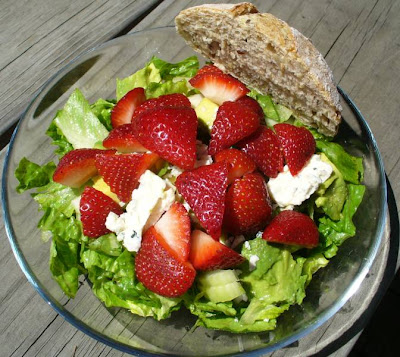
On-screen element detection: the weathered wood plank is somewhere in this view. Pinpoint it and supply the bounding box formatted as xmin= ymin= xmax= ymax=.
xmin=0 ymin=0 xmax=160 ymax=137
xmin=0 ymin=0 xmax=398 ymax=356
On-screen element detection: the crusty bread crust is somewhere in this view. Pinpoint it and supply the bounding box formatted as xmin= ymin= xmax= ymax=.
xmin=175 ymin=3 xmax=342 ymax=136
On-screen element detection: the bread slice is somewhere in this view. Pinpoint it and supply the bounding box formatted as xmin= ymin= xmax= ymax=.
xmin=175 ymin=2 xmax=342 ymax=136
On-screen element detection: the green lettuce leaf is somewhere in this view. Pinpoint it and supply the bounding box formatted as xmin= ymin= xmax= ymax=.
xmin=146 ymin=79 xmax=190 ymax=99
xmin=315 ymin=154 xmax=348 ymax=220
xmin=239 ymin=238 xmax=308 ymax=325
xmin=316 ymin=140 xmax=364 ymax=184
xmin=248 ymin=89 xmax=292 ymax=123
xmin=53 ymin=89 xmax=109 ymax=149
xmin=46 ymin=119 xmax=74 ymax=157
xmin=15 ymin=158 xmax=56 ymax=193
xmin=318 ymin=184 xmax=365 ymax=258
xmin=90 ymin=98 xmax=115 ymax=131
xmin=302 ymin=253 xmax=330 ymax=285
xmin=116 ymin=62 xmax=161 ymax=100
xmin=150 ymin=56 xmax=199 ymax=80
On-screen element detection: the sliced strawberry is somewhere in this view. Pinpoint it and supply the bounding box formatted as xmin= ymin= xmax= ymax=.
xmin=235 ymin=96 xmax=265 ymax=123
xmin=208 ymin=101 xmax=260 ymax=155
xmin=132 ymin=93 xmax=191 ymax=120
xmin=262 ymin=210 xmax=319 ymax=248
xmin=111 ymin=87 xmax=146 ymax=128
xmin=154 ymin=202 xmax=191 ymax=262
xmin=95 ymin=153 xmax=160 ymax=203
xmin=196 ymin=64 xmax=224 ymax=76
xmin=274 ymin=123 xmax=316 ymax=175
xmin=103 ymin=124 xmax=147 ymax=153
xmin=133 ymin=107 xmax=197 ymax=170
xmin=189 ymin=72 xmax=249 ymax=105
xmin=80 ymin=187 xmax=123 ymax=238
xmin=53 ymin=148 xmax=115 ymax=188
xmin=135 ymin=226 xmax=196 ymax=297
xmin=224 ymin=173 xmax=272 ymax=235
xmin=237 ymin=126 xmax=284 ymax=178
xmin=189 ymin=230 xmax=245 ymax=271
xmin=175 ymin=162 xmax=229 ymax=239
xmin=214 ymin=148 xmax=256 ymax=185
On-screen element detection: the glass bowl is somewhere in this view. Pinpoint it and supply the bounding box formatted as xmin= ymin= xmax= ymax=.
xmin=2 ymin=27 xmax=387 ymax=356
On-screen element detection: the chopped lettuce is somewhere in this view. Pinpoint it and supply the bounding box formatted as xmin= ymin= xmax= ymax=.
xmin=248 ymin=89 xmax=292 ymax=123
xmin=15 ymin=158 xmax=56 ymax=193
xmin=46 ymin=120 xmax=74 ymax=157
xmin=316 ymin=140 xmax=364 ymax=184
xmin=116 ymin=56 xmax=199 ymax=100
xmin=318 ymin=184 xmax=365 ymax=258
xmin=53 ymin=89 xmax=109 ymax=149
xmin=150 ymin=56 xmax=199 ymax=80
xmin=90 ymin=98 xmax=115 ymax=131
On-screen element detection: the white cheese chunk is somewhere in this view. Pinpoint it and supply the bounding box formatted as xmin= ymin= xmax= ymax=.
xmin=249 ymin=255 xmax=260 ymax=271
xmin=105 ymin=170 xmax=175 ymax=252
xmin=267 ymin=154 xmax=333 ymax=210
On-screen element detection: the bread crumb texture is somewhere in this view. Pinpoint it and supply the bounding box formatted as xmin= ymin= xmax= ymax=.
xmin=175 ymin=2 xmax=342 ymax=136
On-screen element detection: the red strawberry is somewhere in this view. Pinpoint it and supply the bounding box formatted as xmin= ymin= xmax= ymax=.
xmin=237 ymin=126 xmax=284 ymax=178
xmin=214 ymin=148 xmax=256 ymax=185
xmin=103 ymin=124 xmax=147 ymax=153
xmin=208 ymin=101 xmax=260 ymax=155
xmin=53 ymin=148 xmax=115 ymax=188
xmin=196 ymin=64 xmax=223 ymax=76
xmin=224 ymin=173 xmax=272 ymax=235
xmin=175 ymin=162 xmax=229 ymax=239
xmin=95 ymin=153 xmax=160 ymax=203
xmin=133 ymin=107 xmax=197 ymax=170
xmin=274 ymin=123 xmax=316 ymax=175
xmin=235 ymin=96 xmax=265 ymax=123
xmin=135 ymin=226 xmax=196 ymax=297
xmin=189 ymin=230 xmax=245 ymax=271
xmin=154 ymin=202 xmax=191 ymax=262
xmin=132 ymin=93 xmax=191 ymax=120
xmin=111 ymin=87 xmax=146 ymax=128
xmin=262 ymin=210 xmax=319 ymax=248
xmin=80 ymin=187 xmax=123 ymax=238
xmin=189 ymin=72 xmax=249 ymax=105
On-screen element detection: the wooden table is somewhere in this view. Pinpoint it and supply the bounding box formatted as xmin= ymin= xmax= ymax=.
xmin=1 ymin=0 xmax=399 ymax=356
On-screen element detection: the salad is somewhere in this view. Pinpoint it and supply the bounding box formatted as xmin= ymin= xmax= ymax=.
xmin=15 ymin=55 xmax=365 ymax=333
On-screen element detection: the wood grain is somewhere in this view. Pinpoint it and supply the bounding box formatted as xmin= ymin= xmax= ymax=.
xmin=0 ymin=0 xmax=160 ymax=137
xmin=0 ymin=0 xmax=399 ymax=356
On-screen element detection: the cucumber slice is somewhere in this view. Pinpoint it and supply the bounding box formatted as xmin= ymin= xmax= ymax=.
xmin=198 ymin=269 xmax=238 ymax=288
xmin=203 ymin=281 xmax=245 ymax=303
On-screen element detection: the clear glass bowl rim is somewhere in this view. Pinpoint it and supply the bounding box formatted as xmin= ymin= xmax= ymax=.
xmin=1 ymin=26 xmax=388 ymax=356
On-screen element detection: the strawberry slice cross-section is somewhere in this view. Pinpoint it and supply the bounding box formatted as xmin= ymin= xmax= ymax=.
xmin=95 ymin=152 xmax=161 ymax=203
xmin=175 ymin=161 xmax=229 ymax=240
xmin=135 ymin=226 xmax=196 ymax=297
xmin=223 ymin=172 xmax=272 ymax=235
xmin=208 ymin=100 xmax=260 ymax=155
xmin=111 ymin=87 xmax=146 ymax=128
xmin=53 ymin=148 xmax=115 ymax=188
xmin=189 ymin=72 xmax=249 ymax=105
xmin=274 ymin=123 xmax=316 ymax=175
xmin=80 ymin=187 xmax=123 ymax=238
xmin=154 ymin=202 xmax=191 ymax=262
xmin=262 ymin=210 xmax=319 ymax=248
xmin=133 ymin=106 xmax=198 ymax=170
xmin=189 ymin=230 xmax=245 ymax=271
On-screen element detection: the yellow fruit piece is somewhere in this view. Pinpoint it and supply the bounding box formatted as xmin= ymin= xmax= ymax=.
xmin=92 ymin=176 xmax=120 ymax=204
xmin=195 ymin=98 xmax=219 ymax=130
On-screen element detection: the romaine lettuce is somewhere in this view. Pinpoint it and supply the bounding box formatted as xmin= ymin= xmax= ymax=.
xmin=53 ymin=89 xmax=109 ymax=149
xmin=15 ymin=158 xmax=56 ymax=193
